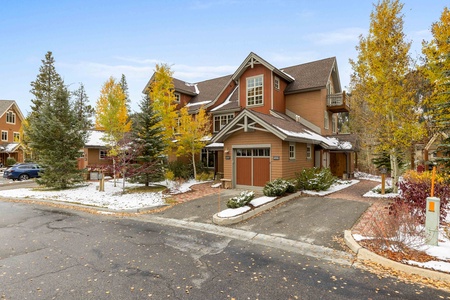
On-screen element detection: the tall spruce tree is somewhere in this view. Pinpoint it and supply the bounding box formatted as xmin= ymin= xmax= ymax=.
xmin=30 ymin=51 xmax=64 ymax=113
xmin=130 ymin=94 xmax=165 ymax=185
xmin=73 ymin=83 xmax=94 ymax=130
xmin=26 ymin=52 xmax=92 ymax=188
xmin=27 ymin=86 xmax=89 ymax=188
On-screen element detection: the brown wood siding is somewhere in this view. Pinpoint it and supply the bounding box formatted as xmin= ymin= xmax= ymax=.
xmin=272 ymin=77 xmax=287 ymax=112
xmin=86 ymin=148 xmax=110 ymax=166
xmin=253 ymin=157 xmax=270 ymax=186
xmin=239 ymin=64 xmax=273 ymax=114
xmin=285 ymin=89 xmax=333 ymax=135
xmin=280 ymin=142 xmax=314 ymax=179
xmin=236 ymin=157 xmax=251 ymax=185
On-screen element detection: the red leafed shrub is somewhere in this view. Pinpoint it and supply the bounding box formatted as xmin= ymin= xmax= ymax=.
xmin=389 ymin=178 xmax=449 ymax=224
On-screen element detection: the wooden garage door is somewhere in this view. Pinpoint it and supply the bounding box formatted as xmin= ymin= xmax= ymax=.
xmin=235 ymin=148 xmax=270 ymax=187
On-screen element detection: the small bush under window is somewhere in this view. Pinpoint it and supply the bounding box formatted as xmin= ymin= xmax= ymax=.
xmin=295 ymin=167 xmax=337 ymax=191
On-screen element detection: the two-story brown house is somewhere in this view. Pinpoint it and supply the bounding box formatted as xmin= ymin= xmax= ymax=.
xmin=145 ymin=52 xmax=356 ymax=189
xmin=0 ymin=100 xmax=25 ymax=165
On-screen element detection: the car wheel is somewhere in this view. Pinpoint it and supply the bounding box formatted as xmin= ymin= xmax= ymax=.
xmin=18 ymin=174 xmax=29 ymax=181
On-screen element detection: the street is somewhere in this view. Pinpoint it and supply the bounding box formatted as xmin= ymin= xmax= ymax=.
xmin=1 ymin=201 xmax=449 ymax=299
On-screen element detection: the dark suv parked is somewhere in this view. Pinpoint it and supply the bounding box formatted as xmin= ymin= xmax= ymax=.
xmin=3 ymin=163 xmax=42 ymax=181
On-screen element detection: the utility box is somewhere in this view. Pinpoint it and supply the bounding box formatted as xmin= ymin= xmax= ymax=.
xmin=425 ymin=197 xmax=440 ymax=246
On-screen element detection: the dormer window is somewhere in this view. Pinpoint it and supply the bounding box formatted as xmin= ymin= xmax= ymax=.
xmin=174 ymin=92 xmax=181 ymax=103
xmin=247 ymin=75 xmax=263 ymax=106
xmin=6 ymin=111 xmax=15 ymax=124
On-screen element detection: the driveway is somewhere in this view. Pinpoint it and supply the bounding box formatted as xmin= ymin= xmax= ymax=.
xmin=155 ymin=180 xmax=380 ymax=251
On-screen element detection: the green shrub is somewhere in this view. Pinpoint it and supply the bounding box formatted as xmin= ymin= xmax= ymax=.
xmin=296 ymin=167 xmax=337 ymax=191
xmin=167 ymin=161 xmax=192 ymax=180
xmin=263 ymin=178 xmax=297 ymax=196
xmin=6 ymin=157 xmax=16 ymax=166
xmin=226 ymin=190 xmax=255 ymax=208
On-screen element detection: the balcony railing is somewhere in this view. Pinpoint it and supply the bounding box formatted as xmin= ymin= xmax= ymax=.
xmin=326 ymin=92 xmax=350 ymax=113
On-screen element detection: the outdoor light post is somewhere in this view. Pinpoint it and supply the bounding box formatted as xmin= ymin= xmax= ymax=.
xmin=425 ymin=164 xmax=440 ymax=246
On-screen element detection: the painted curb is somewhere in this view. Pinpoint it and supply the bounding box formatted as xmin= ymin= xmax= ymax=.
xmin=343 ymin=230 xmax=450 ymax=282
xmin=212 ymin=192 xmax=302 ymax=225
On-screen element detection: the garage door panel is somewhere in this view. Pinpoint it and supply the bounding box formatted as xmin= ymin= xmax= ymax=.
xmin=253 ymin=157 xmax=270 ymax=186
xmin=236 ymin=157 xmax=252 ymax=186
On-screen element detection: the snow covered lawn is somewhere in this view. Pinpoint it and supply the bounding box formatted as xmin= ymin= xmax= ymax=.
xmin=0 ymin=178 xmax=201 ymax=211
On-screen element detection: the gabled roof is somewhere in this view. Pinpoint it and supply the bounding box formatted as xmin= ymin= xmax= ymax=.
xmin=85 ymin=130 xmax=107 ymax=147
xmin=211 ymin=109 xmax=355 ymax=150
xmin=231 ymin=52 xmax=295 ymax=83
xmin=0 ymin=100 xmax=25 ymax=121
xmin=282 ymin=57 xmax=340 ymax=94
xmin=0 ymin=143 xmax=21 ymax=153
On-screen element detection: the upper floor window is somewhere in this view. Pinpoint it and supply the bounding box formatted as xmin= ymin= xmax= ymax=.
xmin=6 ymin=111 xmax=16 ymax=124
xmin=174 ymin=92 xmax=181 ymax=103
xmin=324 ymin=111 xmax=329 ymax=130
xmin=1 ymin=131 xmax=8 ymax=141
xmin=173 ymin=117 xmax=181 ymax=134
xmin=274 ymin=76 xmax=280 ymax=90
xmin=326 ymin=80 xmax=333 ymax=95
xmin=13 ymin=132 xmax=20 ymax=142
xmin=214 ymin=114 xmax=234 ymax=132
xmin=332 ymin=116 xmax=337 ymax=134
xmin=246 ymin=75 xmax=263 ymax=106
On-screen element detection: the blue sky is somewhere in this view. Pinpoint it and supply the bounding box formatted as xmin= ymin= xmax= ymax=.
xmin=1 ymin=0 xmax=448 ymax=114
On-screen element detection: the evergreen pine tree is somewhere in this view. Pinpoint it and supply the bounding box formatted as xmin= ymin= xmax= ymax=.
xmin=30 ymin=51 xmax=64 ymax=113
xmin=73 ymin=83 xmax=94 ymax=130
xmin=130 ymin=94 xmax=165 ymax=185
xmin=119 ymin=74 xmax=131 ymax=112
xmin=26 ymin=52 xmax=92 ymax=189
xmin=28 ymin=86 xmax=88 ymax=188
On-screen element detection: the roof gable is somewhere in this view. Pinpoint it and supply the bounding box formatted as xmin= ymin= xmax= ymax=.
xmin=231 ymin=52 xmax=295 ymax=83
xmin=0 ymin=100 xmax=25 ymax=121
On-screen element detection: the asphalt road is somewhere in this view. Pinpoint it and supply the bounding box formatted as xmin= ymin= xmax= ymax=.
xmin=1 ymin=201 xmax=449 ymax=299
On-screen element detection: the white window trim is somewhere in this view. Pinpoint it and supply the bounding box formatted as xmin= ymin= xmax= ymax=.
xmin=324 ymin=111 xmax=329 ymax=130
xmin=213 ymin=113 xmax=234 ymax=132
xmin=13 ymin=132 xmax=20 ymax=142
xmin=1 ymin=130 xmax=7 ymax=141
xmin=246 ymin=75 xmax=264 ymax=107
xmin=274 ymin=76 xmax=280 ymax=90
xmin=99 ymin=149 xmax=108 ymax=159
xmin=174 ymin=92 xmax=181 ymax=103
xmin=289 ymin=142 xmax=295 ymax=160
xmin=306 ymin=144 xmax=312 ymax=159
xmin=6 ymin=111 xmax=16 ymax=124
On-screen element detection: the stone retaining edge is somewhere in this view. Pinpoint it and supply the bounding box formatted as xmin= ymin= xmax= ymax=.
xmin=344 ymin=230 xmax=450 ymax=282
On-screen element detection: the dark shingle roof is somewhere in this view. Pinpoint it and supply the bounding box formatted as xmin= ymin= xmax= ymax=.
xmin=0 ymin=100 xmax=15 ymax=116
xmin=282 ymin=57 xmax=336 ymax=93
xmin=190 ymin=75 xmax=232 ymax=104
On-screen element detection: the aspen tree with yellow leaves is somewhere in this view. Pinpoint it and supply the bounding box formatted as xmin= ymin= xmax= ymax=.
xmin=422 ymin=7 xmax=450 ymax=174
xmin=96 ymin=76 xmax=132 ymax=187
xmin=148 ymin=63 xmax=179 ymax=153
xmin=350 ymin=0 xmax=425 ymax=192
xmin=176 ymin=106 xmax=211 ymax=179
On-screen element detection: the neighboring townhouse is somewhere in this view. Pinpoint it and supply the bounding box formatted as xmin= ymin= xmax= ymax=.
xmin=78 ymin=130 xmax=110 ymax=170
xmin=0 ymin=100 xmax=25 ymax=165
xmin=144 ymin=52 xmax=356 ymax=189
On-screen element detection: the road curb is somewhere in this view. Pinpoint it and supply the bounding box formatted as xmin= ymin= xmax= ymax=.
xmin=343 ymin=230 xmax=450 ymax=282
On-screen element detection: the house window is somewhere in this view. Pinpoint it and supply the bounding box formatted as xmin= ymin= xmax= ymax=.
xmin=6 ymin=111 xmax=15 ymax=124
xmin=213 ymin=114 xmax=234 ymax=132
xmin=274 ymin=76 xmax=280 ymax=90
xmin=324 ymin=111 xmax=329 ymax=129
xmin=99 ymin=150 xmax=108 ymax=159
xmin=289 ymin=142 xmax=295 ymax=160
xmin=174 ymin=92 xmax=180 ymax=103
xmin=306 ymin=144 xmax=312 ymax=159
xmin=13 ymin=132 xmax=20 ymax=142
xmin=1 ymin=131 xmax=7 ymax=141
xmin=201 ymin=148 xmax=215 ymax=168
xmin=173 ymin=118 xmax=181 ymax=134
xmin=326 ymin=80 xmax=333 ymax=95
xmin=246 ymin=75 xmax=263 ymax=106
